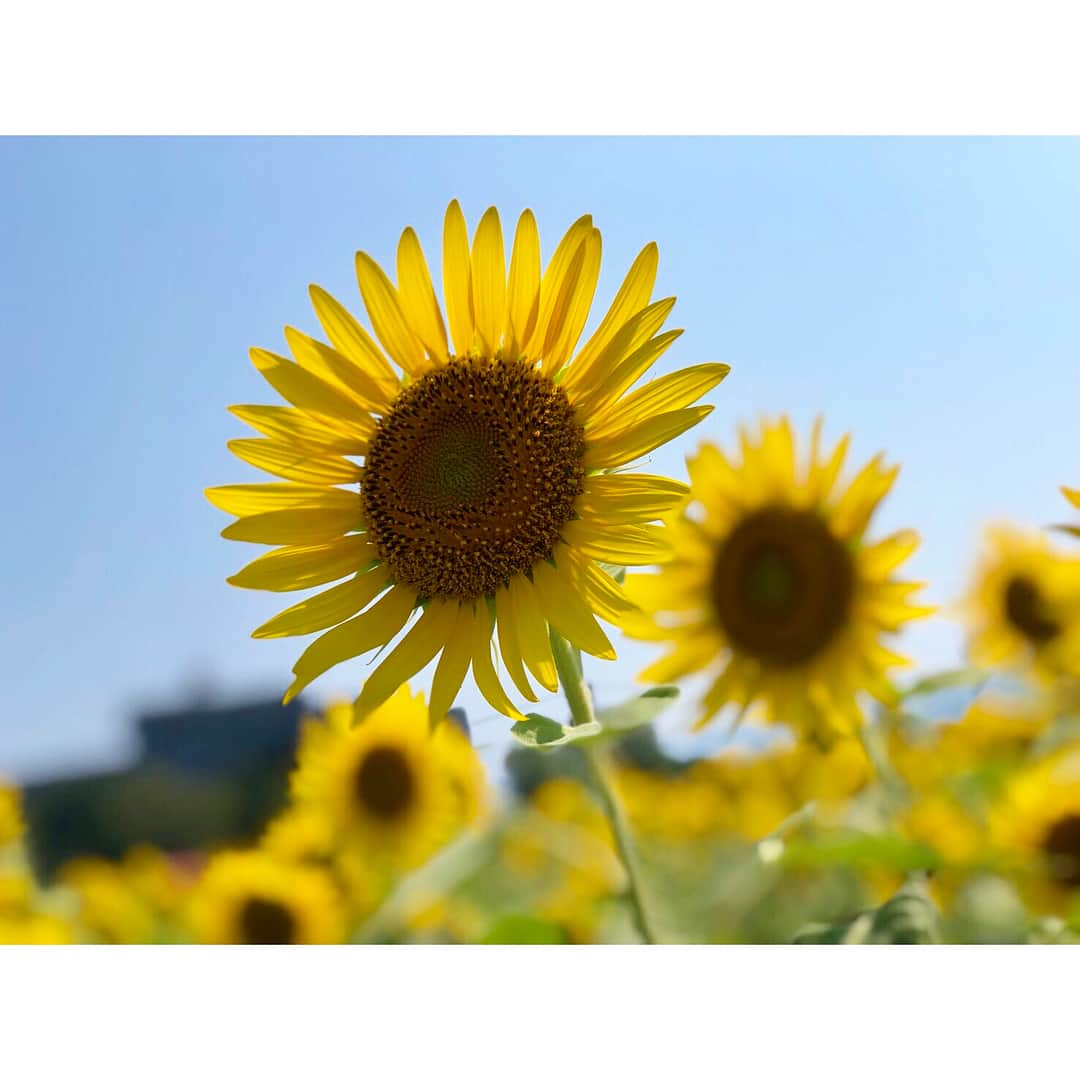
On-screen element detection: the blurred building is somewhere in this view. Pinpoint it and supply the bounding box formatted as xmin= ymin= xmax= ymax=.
xmin=22 ymin=696 xmax=309 ymax=879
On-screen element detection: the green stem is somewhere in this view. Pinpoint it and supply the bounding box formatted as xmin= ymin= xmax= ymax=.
xmin=549 ymin=630 xmax=661 ymax=944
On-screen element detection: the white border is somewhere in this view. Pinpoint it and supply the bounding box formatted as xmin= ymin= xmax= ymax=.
xmin=2 ymin=1 xmax=1079 ymax=134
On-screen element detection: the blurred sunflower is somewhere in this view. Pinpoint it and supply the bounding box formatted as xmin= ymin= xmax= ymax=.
xmin=989 ymin=750 xmax=1080 ymax=914
xmin=963 ymin=525 xmax=1080 ymax=681
xmin=290 ymin=685 xmax=485 ymax=869
xmin=207 ymin=201 xmax=727 ymax=724
xmin=0 ymin=780 xmax=24 ymax=847
xmin=189 ymin=850 xmax=346 ymax=944
xmin=0 ymin=912 xmax=74 ymax=945
xmin=625 ymin=417 xmax=931 ymax=742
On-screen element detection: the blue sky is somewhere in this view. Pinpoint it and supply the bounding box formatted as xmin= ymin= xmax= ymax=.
xmin=2 ymin=137 xmax=1078 ymax=780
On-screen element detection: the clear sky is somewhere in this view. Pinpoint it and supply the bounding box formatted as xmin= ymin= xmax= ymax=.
xmin=2 ymin=137 xmax=1078 ymax=781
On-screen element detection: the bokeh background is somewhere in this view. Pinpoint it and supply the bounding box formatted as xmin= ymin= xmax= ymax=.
xmin=3 ymin=136 xmax=1079 ymax=790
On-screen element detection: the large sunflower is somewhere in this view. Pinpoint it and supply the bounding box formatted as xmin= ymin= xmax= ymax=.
xmin=624 ymin=418 xmax=931 ymax=741
xmin=962 ymin=524 xmax=1080 ymax=681
xmin=207 ymin=202 xmax=727 ymax=723
xmin=290 ymin=684 xmax=485 ymax=869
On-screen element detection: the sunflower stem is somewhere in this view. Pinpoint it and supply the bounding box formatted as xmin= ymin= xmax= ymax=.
xmin=549 ymin=630 xmax=661 ymax=944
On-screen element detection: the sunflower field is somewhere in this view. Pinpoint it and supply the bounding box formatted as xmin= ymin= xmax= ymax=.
xmin=5 ymin=202 xmax=1080 ymax=946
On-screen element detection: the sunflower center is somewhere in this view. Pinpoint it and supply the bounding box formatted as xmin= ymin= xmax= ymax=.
xmin=238 ymin=897 xmax=296 ymax=945
xmin=710 ymin=506 xmax=855 ymax=667
xmin=1003 ymin=575 xmax=1060 ymax=645
xmin=354 ymin=745 xmax=416 ymax=821
xmin=1042 ymin=814 xmax=1080 ymax=888
xmin=361 ymin=357 xmax=585 ymax=600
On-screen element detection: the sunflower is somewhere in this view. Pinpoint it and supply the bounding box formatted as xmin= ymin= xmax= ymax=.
xmin=290 ymin=684 xmax=484 ymax=869
xmin=988 ymin=749 xmax=1080 ymax=914
xmin=624 ymin=417 xmax=931 ymax=741
xmin=963 ymin=524 xmax=1080 ymax=681
xmin=188 ymin=850 xmax=346 ymax=944
xmin=206 ymin=201 xmax=727 ymax=724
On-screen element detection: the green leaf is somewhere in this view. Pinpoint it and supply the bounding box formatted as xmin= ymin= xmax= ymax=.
xmin=510 ymin=714 xmax=602 ymax=748
xmin=481 ymin=914 xmax=569 ymax=945
xmin=782 ymin=831 xmax=941 ymax=874
xmin=902 ymin=667 xmax=987 ymax=699
xmin=868 ymin=878 xmax=941 ymax=943
xmin=595 ymin=685 xmax=679 ymax=734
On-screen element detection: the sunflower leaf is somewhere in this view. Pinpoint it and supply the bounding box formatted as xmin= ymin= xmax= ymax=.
xmin=510 ymin=714 xmax=603 ymax=748
xmin=594 ymin=685 xmax=680 ymax=734
xmin=902 ymin=667 xmax=988 ymax=699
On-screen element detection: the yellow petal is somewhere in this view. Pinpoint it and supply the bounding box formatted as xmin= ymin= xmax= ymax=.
xmin=228 ymin=535 xmax=375 ymax=592
xmin=638 ymin=636 xmax=719 ymax=683
xmin=564 ymin=300 xmax=679 ymax=407
xmin=284 ymin=326 xmax=390 ymax=413
xmin=1063 ymin=487 xmax=1080 ymax=510
xmin=858 ymin=529 xmax=920 ymax=577
xmin=228 ymin=405 xmax=368 ymax=455
xmin=830 ymin=454 xmax=898 ymax=539
xmin=541 ymin=227 xmax=601 ymax=375
xmin=221 ymin=506 xmax=363 ymax=545
xmin=584 ymin=406 xmax=714 ymax=470
xmin=495 ymin=586 xmax=539 ymax=702
xmin=569 ymin=553 xmax=641 ymax=626
xmin=285 ymin=585 xmax=417 ymax=703
xmin=206 ymin=483 xmax=358 ymax=517
xmin=353 ymin=599 xmax=459 ymax=718
xmin=228 ymin=439 xmax=362 ymax=485
xmin=470 ymin=606 xmax=526 ymax=720
xmin=572 ymin=242 xmax=658 ymax=379
xmin=396 ymin=227 xmax=449 ymax=362
xmin=442 ymin=200 xmax=474 ymax=357
xmin=532 ymin=559 xmax=616 ymax=660
xmin=250 ymin=348 xmax=366 ymax=428
xmin=505 ymin=209 xmax=541 ymax=350
xmin=354 ymin=251 xmax=427 ymax=377
xmin=508 ymin=574 xmax=558 ymax=692
xmin=577 ymin=474 xmax=690 ymax=525
xmin=308 ymin=284 xmax=400 ymax=397
xmin=470 ymin=206 xmax=507 ymax=356
xmin=428 ymin=604 xmax=476 ymax=726
xmin=252 ymin=565 xmax=391 ymax=638
xmin=589 ymin=364 xmax=730 ymax=439
xmin=561 ymin=520 xmax=674 ymax=566
xmin=526 ymin=213 xmax=592 ymax=361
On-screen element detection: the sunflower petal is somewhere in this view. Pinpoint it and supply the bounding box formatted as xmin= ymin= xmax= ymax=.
xmin=284 ymin=326 xmax=391 ymax=413
xmin=470 ymin=607 xmax=526 ymax=720
xmin=228 ymin=439 xmax=362 ymax=485
xmin=577 ymin=474 xmax=690 ymax=525
xmin=308 ymin=285 xmax=400 ymax=397
xmin=569 ymin=553 xmax=641 ymax=626
xmin=355 ymin=251 xmax=428 ymax=378
xmin=532 ymin=559 xmax=616 ymax=660
xmin=396 ymin=226 xmax=449 ymax=362
xmin=428 ymin=604 xmax=477 ymax=727
xmin=285 ymin=585 xmax=417 ymax=703
xmin=508 ymin=575 xmax=558 ymax=692
xmin=589 ymin=364 xmax=730 ymax=439
xmin=206 ymin=483 xmax=358 ymax=517
xmin=442 ymin=200 xmax=474 ymax=357
xmin=561 ymin=520 xmax=674 ymax=566
xmin=353 ymin=599 xmax=459 ymax=718
xmin=250 ymin=348 xmax=365 ymax=427
xmin=471 ymin=207 xmax=507 ymax=356
xmin=541 ymin=227 xmax=602 ymax=375
xmin=252 ymin=565 xmax=391 ymax=639
xmin=526 ymin=213 xmax=592 ymax=362
xmin=495 ymin=586 xmax=539 ymax=703
xmin=228 ymin=405 xmax=368 ymax=455
xmin=584 ymin=406 xmax=714 ymax=471
xmin=505 ymin=209 xmax=541 ymax=350
xmin=228 ymin=535 xmax=375 ymax=592
xmin=221 ymin=506 xmax=363 ymax=545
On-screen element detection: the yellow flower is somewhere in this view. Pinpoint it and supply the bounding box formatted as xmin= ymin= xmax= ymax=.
xmin=61 ymin=856 xmax=160 ymax=944
xmin=0 ymin=912 xmax=75 ymax=945
xmin=625 ymin=417 xmax=931 ymax=741
xmin=188 ymin=850 xmax=346 ymax=944
xmin=0 ymin=780 xmax=25 ymax=847
xmin=963 ymin=524 xmax=1080 ymax=681
xmin=988 ymin=749 xmax=1080 ymax=914
xmin=207 ymin=201 xmax=727 ymax=724
xmin=290 ymin=685 xmax=485 ymax=869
